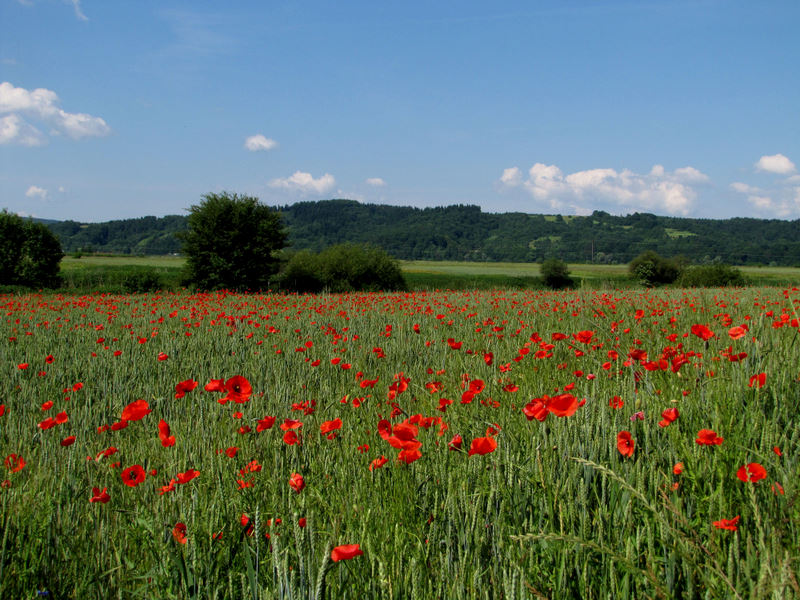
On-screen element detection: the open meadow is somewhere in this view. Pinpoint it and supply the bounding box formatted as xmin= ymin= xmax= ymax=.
xmin=1 ymin=286 xmax=798 ymax=599
xmin=55 ymin=256 xmax=800 ymax=293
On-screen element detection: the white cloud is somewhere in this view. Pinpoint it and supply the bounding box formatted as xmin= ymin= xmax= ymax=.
xmin=66 ymin=0 xmax=88 ymax=21
xmin=269 ymin=171 xmax=336 ymax=195
xmin=730 ymin=182 xmax=760 ymax=195
xmin=244 ymin=134 xmax=277 ymax=152
xmin=500 ymin=162 xmax=708 ymax=216
xmin=365 ymin=177 xmax=386 ymax=187
xmin=499 ymin=167 xmax=522 ymax=186
xmin=25 ymin=185 xmax=48 ymax=199
xmin=0 ymin=114 xmax=46 ymax=146
xmin=755 ymin=153 xmax=796 ymax=175
xmin=16 ymin=0 xmax=87 ymax=20
xmin=731 ymin=177 xmax=800 ymax=218
xmin=0 ymin=81 xmax=110 ymax=145
xmin=674 ymin=166 xmax=710 ymax=183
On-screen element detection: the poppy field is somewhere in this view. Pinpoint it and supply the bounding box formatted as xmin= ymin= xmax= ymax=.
xmin=1 ymin=287 xmax=798 ymax=599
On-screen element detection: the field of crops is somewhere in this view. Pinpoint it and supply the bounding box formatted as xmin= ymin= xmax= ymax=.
xmin=1 ymin=287 xmax=798 ymax=599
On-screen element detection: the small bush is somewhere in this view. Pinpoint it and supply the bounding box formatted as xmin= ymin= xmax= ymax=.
xmin=678 ymin=264 xmax=745 ymax=287
xmin=540 ymin=258 xmax=573 ymax=289
xmin=277 ymin=244 xmax=406 ymax=293
xmin=629 ymin=251 xmax=681 ymax=286
xmin=122 ymin=269 xmax=163 ymax=293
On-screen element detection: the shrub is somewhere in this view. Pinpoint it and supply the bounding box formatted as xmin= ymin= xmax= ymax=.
xmin=540 ymin=258 xmax=573 ymax=289
xmin=277 ymin=244 xmax=406 ymax=293
xmin=0 ymin=209 xmax=63 ymax=288
xmin=277 ymin=250 xmax=325 ymax=293
xmin=678 ymin=264 xmax=746 ymax=287
xmin=122 ymin=269 xmax=163 ymax=293
xmin=629 ymin=250 xmax=681 ymax=286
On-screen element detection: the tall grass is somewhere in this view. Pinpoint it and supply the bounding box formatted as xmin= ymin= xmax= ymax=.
xmin=0 ymin=288 xmax=797 ymax=598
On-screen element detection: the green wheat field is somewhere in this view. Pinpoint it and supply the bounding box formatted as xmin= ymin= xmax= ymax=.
xmin=1 ymin=285 xmax=798 ymax=598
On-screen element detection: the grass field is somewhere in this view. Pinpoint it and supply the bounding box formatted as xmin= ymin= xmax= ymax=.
xmin=1 ymin=286 xmax=798 ymax=598
xmin=54 ymin=256 xmax=800 ymax=293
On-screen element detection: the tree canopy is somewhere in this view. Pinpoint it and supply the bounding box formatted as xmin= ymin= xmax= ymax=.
xmin=0 ymin=209 xmax=63 ymax=288
xmin=179 ymin=192 xmax=288 ymax=291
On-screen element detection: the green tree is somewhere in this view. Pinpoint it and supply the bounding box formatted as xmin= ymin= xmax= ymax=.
xmin=179 ymin=192 xmax=288 ymax=291
xmin=540 ymin=258 xmax=573 ymax=289
xmin=0 ymin=209 xmax=63 ymax=288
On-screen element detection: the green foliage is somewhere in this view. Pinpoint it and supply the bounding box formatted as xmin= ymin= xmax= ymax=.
xmin=540 ymin=258 xmax=574 ymax=289
xmin=0 ymin=209 xmax=63 ymax=288
xmin=179 ymin=192 xmax=288 ymax=291
xmin=43 ymin=200 xmax=800 ymax=266
xmin=122 ymin=269 xmax=163 ymax=293
xmin=277 ymin=243 xmax=406 ymax=292
xmin=629 ymin=250 xmax=682 ymax=286
xmin=678 ymin=263 xmax=746 ymax=287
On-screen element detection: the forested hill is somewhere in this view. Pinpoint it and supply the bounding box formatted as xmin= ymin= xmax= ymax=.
xmin=45 ymin=199 xmax=800 ymax=265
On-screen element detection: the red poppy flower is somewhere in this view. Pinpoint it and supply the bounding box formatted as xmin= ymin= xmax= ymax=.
xmin=121 ymin=464 xmax=146 ymax=487
xmin=608 ymin=396 xmax=624 ymax=409
xmin=60 ymin=435 xmax=76 ymax=447
xmin=616 ymin=431 xmax=635 ymax=458
xmin=658 ymin=407 xmax=679 ymax=428
xmin=89 ymin=486 xmax=110 ymax=504
xmin=110 ymin=420 xmax=128 ymax=431
xmin=673 ymin=462 xmax=684 ymax=475
xmin=288 ymin=473 xmax=305 ymax=493
xmin=547 ymin=393 xmax=579 ymax=417
xmin=331 ymin=544 xmax=363 ymax=562
xmin=38 ymin=417 xmax=56 ymax=430
xmin=695 ymin=429 xmax=723 ymax=445
xmin=0 ymin=404 xmax=5 ymax=417
xmin=736 ymin=463 xmax=767 ymax=483
xmin=283 ymin=430 xmax=299 ymax=445
xmin=121 ymin=399 xmax=151 ymax=422
xmin=204 ymin=378 xmax=225 ymax=392
xmin=448 ymin=434 xmax=463 ymax=451
xmin=728 ymin=326 xmax=747 ymax=340
xmin=397 ymin=448 xmax=422 ymax=464
xmin=320 ymin=418 xmax=342 ymax=436
xmin=522 ymin=398 xmax=549 ymax=422
xmin=369 ymin=455 xmax=388 ymax=471
xmin=4 ymin=454 xmax=26 ymax=473
xmin=712 ymin=516 xmax=740 ymax=531
xmin=280 ymin=418 xmax=303 ymax=431
xmin=158 ymin=419 xmax=176 ymax=447
xmin=41 ymin=400 xmax=54 ymax=411
xmin=256 ymin=416 xmax=276 ymax=432
xmin=157 ymin=352 xmax=168 ymax=361
xmin=240 ymin=514 xmax=254 ymax=536
xmin=298 ymin=517 xmax=307 ymax=528
xmin=174 ymin=379 xmax=198 ymax=399
xmin=176 ymin=469 xmax=199 ymax=484
xmin=172 ymin=522 xmax=188 ymax=544
xmin=468 ymin=436 xmax=497 ymax=457
xmin=224 ymin=375 xmax=252 ymax=403
xmin=45 ymin=354 xmax=54 ymax=364
xmin=690 ymin=324 xmax=715 ymax=341
xmin=159 ymin=479 xmax=177 ymax=495
xmin=748 ymin=373 xmax=766 ymax=389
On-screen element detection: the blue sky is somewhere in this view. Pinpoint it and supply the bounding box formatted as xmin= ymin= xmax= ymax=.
xmin=1 ymin=0 xmax=798 ymax=222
